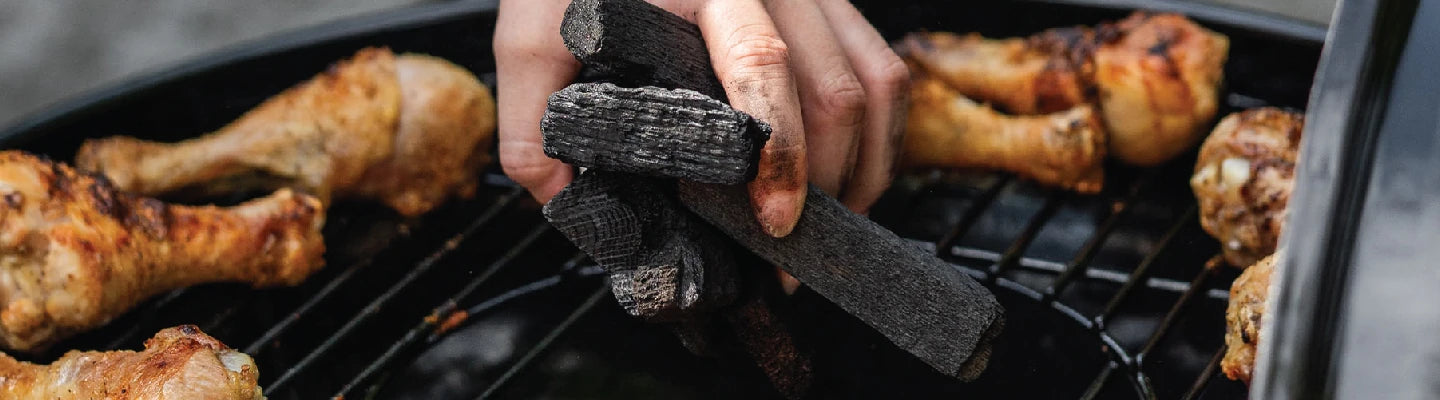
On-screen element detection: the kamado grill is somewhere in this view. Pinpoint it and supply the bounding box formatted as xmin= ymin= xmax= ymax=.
xmin=0 ymin=0 xmax=1331 ymax=399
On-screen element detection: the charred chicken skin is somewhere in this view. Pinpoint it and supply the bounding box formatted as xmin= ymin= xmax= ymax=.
xmin=899 ymin=11 xmax=1229 ymax=166
xmin=905 ymin=74 xmax=1106 ymax=193
xmin=75 ymin=47 xmax=497 ymax=217
xmin=0 ymin=151 xmax=325 ymax=352
xmin=1191 ymin=108 xmax=1302 ymax=267
xmin=0 ymin=325 xmax=262 ymax=399
xmin=1222 ymin=253 xmax=1275 ymax=383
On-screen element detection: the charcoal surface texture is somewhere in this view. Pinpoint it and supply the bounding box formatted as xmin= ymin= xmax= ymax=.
xmin=677 ymin=182 xmax=1004 ymax=380
xmin=721 ymin=263 xmax=813 ymax=400
xmin=665 ymin=316 xmax=720 ymax=357
xmin=542 ymin=83 xmax=769 ymax=184
xmin=543 ymin=171 xmax=737 ymax=321
xmin=561 ymin=0 xmax=726 ymax=100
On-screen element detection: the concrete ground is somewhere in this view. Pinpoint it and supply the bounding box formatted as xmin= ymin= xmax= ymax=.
xmin=0 ymin=0 xmax=1335 ymax=128
xmin=0 ymin=0 xmax=424 ymax=126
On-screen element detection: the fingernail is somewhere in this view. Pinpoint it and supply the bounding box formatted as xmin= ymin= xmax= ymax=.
xmin=756 ymin=190 xmax=804 ymax=238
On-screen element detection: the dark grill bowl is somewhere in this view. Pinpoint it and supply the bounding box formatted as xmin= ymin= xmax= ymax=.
xmin=0 ymin=1 xmax=1322 ymax=398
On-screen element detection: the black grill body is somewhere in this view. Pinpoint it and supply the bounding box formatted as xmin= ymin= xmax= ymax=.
xmin=0 ymin=1 xmax=1323 ymax=399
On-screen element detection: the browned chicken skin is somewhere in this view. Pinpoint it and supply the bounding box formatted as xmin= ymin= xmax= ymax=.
xmin=75 ymin=47 xmax=497 ymax=217
xmin=0 ymin=325 xmax=262 ymax=399
xmin=0 ymin=151 xmax=325 ymax=352
xmin=897 ymin=31 xmax=1089 ymax=116
xmin=1222 ymin=253 xmax=1275 ymax=383
xmin=905 ymin=75 xmax=1106 ymax=193
xmin=1191 ymin=108 xmax=1302 ymax=267
xmin=899 ymin=11 xmax=1229 ymax=166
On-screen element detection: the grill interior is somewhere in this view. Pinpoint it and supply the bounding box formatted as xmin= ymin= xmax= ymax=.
xmin=0 ymin=1 xmax=1322 ymax=399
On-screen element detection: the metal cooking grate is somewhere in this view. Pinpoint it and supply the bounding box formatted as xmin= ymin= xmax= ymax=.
xmin=902 ymin=169 xmax=1238 ymax=400
xmin=44 ymin=163 xmax=1246 ymax=400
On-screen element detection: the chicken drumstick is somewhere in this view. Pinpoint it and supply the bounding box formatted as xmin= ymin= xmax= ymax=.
xmin=905 ymin=75 xmax=1107 ymax=193
xmin=900 ymin=12 xmax=1229 ymax=166
xmin=76 ymin=47 xmax=496 ymax=217
xmin=1191 ymin=108 xmax=1302 ymax=267
xmin=0 ymin=151 xmax=324 ymax=352
xmin=1222 ymin=253 xmax=1275 ymax=383
xmin=0 ymin=325 xmax=262 ymax=399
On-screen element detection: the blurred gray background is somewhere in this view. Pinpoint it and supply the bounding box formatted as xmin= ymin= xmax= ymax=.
xmin=0 ymin=0 xmax=1334 ymax=128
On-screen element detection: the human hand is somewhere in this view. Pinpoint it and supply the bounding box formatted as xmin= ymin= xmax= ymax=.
xmin=495 ymin=0 xmax=910 ymax=291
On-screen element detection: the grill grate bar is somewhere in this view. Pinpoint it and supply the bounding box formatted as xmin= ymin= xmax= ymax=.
xmin=1135 ymin=255 xmax=1219 ymax=367
xmin=463 ymin=265 xmax=603 ymax=317
xmin=244 ymin=188 xmax=524 ymax=355
xmin=989 ymin=192 xmax=1066 ymax=279
xmin=200 ymin=292 xmax=253 ymax=333
xmin=934 ymin=176 xmax=1012 ymax=256
xmin=243 ymin=260 xmax=373 ymax=354
xmin=1079 ymin=362 xmax=1117 ymax=400
xmin=1045 ymin=175 xmax=1155 ymax=299
xmin=1181 ymin=346 xmax=1228 ymax=400
xmin=476 ymin=286 xmax=609 ymax=400
xmin=942 ymin=244 xmax=1227 ymax=299
xmin=264 ymin=203 xmax=540 ymax=395
xmin=1096 ymin=206 xmax=1199 ymax=327
xmin=342 ymin=268 xmax=606 ymax=399
xmin=333 ymin=252 xmax=589 ymax=397
xmin=102 ymin=288 xmax=192 ymax=350
xmin=442 ymin=245 xmax=576 ymax=316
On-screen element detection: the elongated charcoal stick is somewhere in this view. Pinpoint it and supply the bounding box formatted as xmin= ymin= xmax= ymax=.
xmin=677 ymin=182 xmax=1003 ymax=380
xmin=543 ymin=83 xmax=769 ymax=184
xmin=543 ymin=171 xmax=737 ymax=321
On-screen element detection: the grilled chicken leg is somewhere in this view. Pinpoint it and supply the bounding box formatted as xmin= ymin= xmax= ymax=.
xmin=0 ymin=151 xmax=325 ymax=352
xmin=1191 ymin=108 xmax=1302 ymax=267
xmin=900 ymin=11 xmax=1229 ymax=166
xmin=76 ymin=47 xmax=497 ymax=217
xmin=1222 ymin=253 xmax=1275 ymax=383
xmin=897 ymin=32 xmax=1087 ymax=116
xmin=905 ymin=75 xmax=1106 ymax=193
xmin=0 ymin=325 xmax=262 ymax=399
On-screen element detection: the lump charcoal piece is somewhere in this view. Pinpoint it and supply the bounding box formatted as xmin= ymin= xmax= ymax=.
xmin=542 ymin=83 xmax=769 ymax=184
xmin=723 ymin=290 xmax=813 ymax=400
xmin=677 ymin=182 xmax=1005 ymax=380
xmin=543 ymin=171 xmax=738 ymax=320
xmin=541 ymin=171 xmax=643 ymax=269
xmin=666 ymin=316 xmax=720 ymax=357
xmin=561 ymin=0 xmax=726 ymax=100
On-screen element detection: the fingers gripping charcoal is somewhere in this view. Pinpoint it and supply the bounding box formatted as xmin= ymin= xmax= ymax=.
xmin=677 ymin=182 xmax=1005 ymax=380
xmin=543 ymin=171 xmax=738 ymax=321
xmin=542 ymin=83 xmax=770 ymax=184
xmin=560 ymin=0 xmax=1006 ymax=381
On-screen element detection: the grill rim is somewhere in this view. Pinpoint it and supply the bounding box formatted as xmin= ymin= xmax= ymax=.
xmin=0 ymin=0 xmax=503 ymax=146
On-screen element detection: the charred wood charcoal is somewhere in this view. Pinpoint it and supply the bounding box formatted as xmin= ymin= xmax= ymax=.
xmin=665 ymin=255 xmax=814 ymax=400
xmin=561 ymin=0 xmax=726 ymax=100
xmin=724 ymin=295 xmax=811 ymax=400
xmin=720 ymin=254 xmax=813 ymax=400
xmin=543 ymin=170 xmax=737 ymax=321
xmin=677 ymin=182 xmax=1004 ymax=380
xmin=542 ymin=83 xmax=769 ymax=184
xmin=559 ymin=0 xmax=1005 ymax=381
